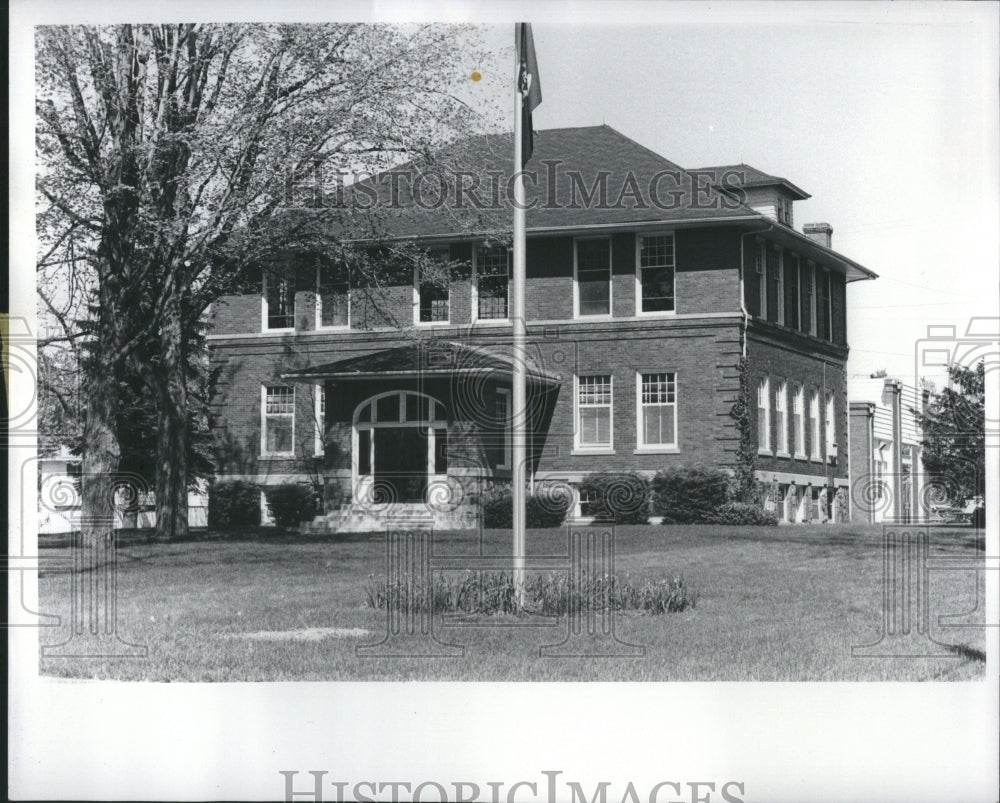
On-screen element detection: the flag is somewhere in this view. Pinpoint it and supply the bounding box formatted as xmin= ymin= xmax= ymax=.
xmin=517 ymin=23 xmax=542 ymax=167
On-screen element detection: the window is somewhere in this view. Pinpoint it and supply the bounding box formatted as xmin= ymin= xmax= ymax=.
xmin=784 ymin=255 xmax=800 ymax=330
xmin=637 ymin=372 xmax=677 ymax=449
xmin=416 ymin=247 xmax=450 ymax=324
xmin=263 ymin=272 xmax=294 ymax=330
xmin=775 ymin=380 xmax=788 ymax=455
xmin=755 ymin=239 xmax=767 ymax=319
xmin=476 ymin=244 xmax=510 ymax=320
xmin=637 ymin=234 xmax=675 ymax=313
xmin=816 ymin=268 xmax=831 ymax=341
xmin=576 ymin=375 xmax=613 ymax=450
xmin=575 ymin=237 xmax=612 ymax=317
xmin=757 ymin=377 xmax=771 ymax=453
xmin=496 ymin=388 xmax=511 ymax=470
xmin=825 ymin=392 xmax=836 ymax=460
xmin=793 ymin=385 xmax=805 ymax=458
xmin=775 ymin=248 xmax=785 ymax=324
xmin=317 ymin=260 xmax=349 ymax=328
xmin=800 ymin=261 xmax=814 ymax=335
xmin=262 ymin=385 xmax=294 ymax=455
xmin=766 ymin=246 xmax=780 ymax=323
xmin=314 ymin=384 xmax=325 ymax=456
xmin=809 ymin=391 xmax=821 ymax=460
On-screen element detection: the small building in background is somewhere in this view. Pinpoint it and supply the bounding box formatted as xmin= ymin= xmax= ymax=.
xmin=849 ymin=377 xmax=927 ymax=523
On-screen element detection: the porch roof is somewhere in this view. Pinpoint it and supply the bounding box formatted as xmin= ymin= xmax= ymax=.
xmin=281 ymin=340 xmax=561 ymax=385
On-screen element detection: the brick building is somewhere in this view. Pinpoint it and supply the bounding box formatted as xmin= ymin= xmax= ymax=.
xmin=207 ymin=126 xmax=877 ymax=528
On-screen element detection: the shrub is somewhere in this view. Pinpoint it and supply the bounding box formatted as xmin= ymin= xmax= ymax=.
xmin=482 ymin=486 xmax=513 ymax=529
xmin=208 ymin=480 xmax=260 ymax=528
xmin=578 ymin=472 xmax=650 ymax=524
xmin=364 ymin=570 xmax=696 ymax=615
xmin=265 ymin=483 xmax=319 ymax=528
xmin=651 ymin=466 xmax=730 ymax=524
xmin=708 ymin=502 xmax=779 ymax=526
xmin=481 ymin=484 xmax=573 ymax=529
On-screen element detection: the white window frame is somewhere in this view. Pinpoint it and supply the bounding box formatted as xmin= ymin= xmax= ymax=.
xmin=261 ymin=271 xmax=295 ymax=333
xmin=635 ymin=372 xmax=679 ymax=453
xmin=574 ymin=374 xmax=614 ymax=453
xmin=351 ymin=391 xmax=448 ymax=502
xmin=775 ymin=380 xmax=789 ymax=456
xmin=755 ymin=238 xmax=767 ymax=319
xmin=825 ymin=391 xmax=836 ymax=462
xmin=785 ymin=253 xmax=800 ymax=331
xmin=314 ymin=384 xmax=325 ymax=457
xmin=757 ymin=376 xmax=771 ymax=455
xmin=793 ymin=384 xmax=806 ymax=459
xmin=573 ymin=236 xmax=613 ymax=319
xmin=806 ymin=261 xmax=818 ymax=337
xmin=472 ymin=243 xmax=511 ymax=323
xmin=496 ymin=387 xmax=512 ymax=470
xmin=315 ymin=261 xmax=350 ymax=331
xmin=809 ymin=390 xmax=822 ymax=461
xmin=413 ymin=247 xmax=451 ymax=326
xmin=261 ymin=384 xmax=295 ymax=457
xmin=775 ymin=247 xmax=785 ymax=325
xmin=635 ymin=232 xmax=677 ymax=316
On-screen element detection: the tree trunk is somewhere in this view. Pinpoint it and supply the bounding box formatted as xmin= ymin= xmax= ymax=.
xmin=153 ymin=280 xmax=190 ymax=540
xmin=80 ymin=314 xmax=121 ymax=574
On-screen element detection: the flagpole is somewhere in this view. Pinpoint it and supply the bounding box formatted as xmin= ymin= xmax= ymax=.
xmin=512 ymin=24 xmax=527 ymax=607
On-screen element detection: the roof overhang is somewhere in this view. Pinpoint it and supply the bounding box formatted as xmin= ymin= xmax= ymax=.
xmin=281 ymin=341 xmax=562 ymax=386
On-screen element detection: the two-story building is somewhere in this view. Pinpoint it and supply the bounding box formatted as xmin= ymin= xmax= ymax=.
xmin=206 ymin=125 xmax=877 ymax=528
xmin=849 ymin=377 xmax=928 ymax=524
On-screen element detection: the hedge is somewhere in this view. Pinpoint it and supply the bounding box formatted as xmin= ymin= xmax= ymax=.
xmin=208 ymin=480 xmax=261 ymax=528
xmin=578 ymin=472 xmax=650 ymax=525
xmin=651 ymin=466 xmax=730 ymax=524
xmin=481 ymin=484 xmax=573 ymax=529
xmin=265 ymin=483 xmax=320 ymax=528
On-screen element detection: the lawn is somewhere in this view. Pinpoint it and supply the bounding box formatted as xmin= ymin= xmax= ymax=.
xmin=36 ymin=523 xmax=987 ymax=681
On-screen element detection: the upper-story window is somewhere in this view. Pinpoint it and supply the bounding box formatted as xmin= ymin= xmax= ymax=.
xmin=416 ymin=247 xmax=450 ymax=325
xmin=816 ymin=268 xmax=832 ymax=341
xmin=263 ymin=272 xmax=294 ymax=330
xmin=475 ymin=244 xmax=510 ymax=320
xmin=637 ymin=233 xmax=675 ymax=314
xmin=755 ymin=238 xmax=767 ymax=318
xmin=801 ymin=261 xmax=814 ymax=336
xmin=575 ymin=237 xmax=612 ymax=317
xmin=317 ymin=260 xmax=349 ymax=329
xmin=784 ymin=254 xmax=800 ymax=330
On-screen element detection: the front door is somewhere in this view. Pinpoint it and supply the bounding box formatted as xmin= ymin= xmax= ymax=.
xmin=373 ymin=427 xmax=428 ymax=503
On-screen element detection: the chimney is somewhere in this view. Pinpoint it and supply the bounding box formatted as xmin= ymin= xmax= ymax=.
xmin=803 ymin=222 xmax=833 ymax=249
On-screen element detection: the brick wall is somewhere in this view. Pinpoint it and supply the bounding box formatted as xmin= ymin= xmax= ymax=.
xmin=209 ymin=316 xmax=747 ymax=487
xmin=209 ymin=227 xmax=747 ymax=336
xmin=746 ymin=329 xmax=849 ymax=481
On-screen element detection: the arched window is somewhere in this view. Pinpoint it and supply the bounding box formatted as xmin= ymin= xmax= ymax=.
xmin=354 ymin=391 xmax=446 ymax=426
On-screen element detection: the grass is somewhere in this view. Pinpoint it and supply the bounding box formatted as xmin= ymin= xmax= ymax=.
xmin=36 ymin=523 xmax=987 ymax=681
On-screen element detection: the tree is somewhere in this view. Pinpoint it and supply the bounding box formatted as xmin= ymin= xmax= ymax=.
xmin=917 ymin=361 xmax=985 ymax=504
xmin=36 ymin=23 xmax=493 ymax=541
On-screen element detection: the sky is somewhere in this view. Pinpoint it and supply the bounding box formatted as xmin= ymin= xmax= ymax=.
xmin=461 ymin=4 xmax=1000 ymax=396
